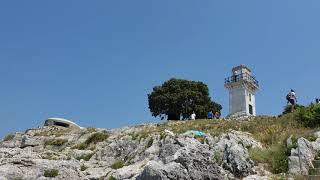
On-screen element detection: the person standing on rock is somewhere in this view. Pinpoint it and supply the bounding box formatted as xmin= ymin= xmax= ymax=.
xmin=287 ymin=89 xmax=297 ymax=112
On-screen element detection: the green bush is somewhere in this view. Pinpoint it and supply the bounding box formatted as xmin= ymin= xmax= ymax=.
xmin=282 ymin=104 xmax=304 ymax=115
xmin=111 ymin=160 xmax=125 ymax=169
xmin=44 ymin=139 xmax=68 ymax=146
xmin=3 ymin=134 xmax=14 ymax=141
xmin=85 ymin=132 xmax=109 ymax=144
xmin=44 ymin=169 xmax=59 ymax=177
xmin=295 ymin=104 xmax=320 ymax=127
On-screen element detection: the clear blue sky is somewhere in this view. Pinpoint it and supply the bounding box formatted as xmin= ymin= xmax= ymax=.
xmin=1 ymin=1 xmax=319 ymax=138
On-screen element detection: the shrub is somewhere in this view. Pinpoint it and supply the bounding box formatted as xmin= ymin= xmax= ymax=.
xmin=44 ymin=169 xmax=59 ymax=177
xmin=3 ymin=134 xmax=14 ymax=141
xmin=109 ymin=176 xmax=116 ymax=180
xmin=282 ymin=104 xmax=304 ymax=115
xmin=80 ymin=164 xmax=88 ymax=171
xmin=44 ymin=139 xmax=68 ymax=146
xmin=85 ymin=132 xmax=109 ymax=144
xmin=295 ymin=103 xmax=320 ymax=127
xmin=111 ymin=160 xmax=125 ymax=169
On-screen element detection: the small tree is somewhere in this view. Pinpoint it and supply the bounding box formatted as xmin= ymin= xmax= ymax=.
xmin=148 ymin=78 xmax=222 ymax=120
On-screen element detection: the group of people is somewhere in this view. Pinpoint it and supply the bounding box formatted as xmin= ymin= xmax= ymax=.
xmin=207 ymin=111 xmax=221 ymax=119
xmin=188 ymin=111 xmax=221 ymax=120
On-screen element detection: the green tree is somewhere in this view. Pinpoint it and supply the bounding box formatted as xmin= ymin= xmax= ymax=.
xmin=148 ymin=78 xmax=222 ymax=120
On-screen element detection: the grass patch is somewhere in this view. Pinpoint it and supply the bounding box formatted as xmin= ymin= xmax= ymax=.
xmin=85 ymin=132 xmax=109 ymax=144
xmin=3 ymin=134 xmax=14 ymax=141
xmin=44 ymin=169 xmax=59 ymax=177
xmin=80 ymin=164 xmax=88 ymax=171
xmin=72 ymin=131 xmax=109 ymax=150
xmin=249 ymin=144 xmax=289 ymax=174
xmin=44 ymin=139 xmax=68 ymax=146
xmin=111 ymin=160 xmax=125 ymax=169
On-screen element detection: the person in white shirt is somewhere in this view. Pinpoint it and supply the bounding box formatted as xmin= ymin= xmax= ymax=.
xmin=191 ymin=112 xmax=196 ymax=120
xmin=288 ymin=89 xmax=297 ymax=112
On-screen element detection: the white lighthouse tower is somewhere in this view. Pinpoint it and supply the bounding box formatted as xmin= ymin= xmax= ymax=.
xmin=224 ymin=65 xmax=259 ymax=118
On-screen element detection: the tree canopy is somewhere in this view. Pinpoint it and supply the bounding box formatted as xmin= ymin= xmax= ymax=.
xmin=148 ymin=78 xmax=222 ymax=120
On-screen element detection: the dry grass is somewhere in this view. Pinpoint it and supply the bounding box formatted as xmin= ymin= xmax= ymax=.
xmin=142 ymin=114 xmax=314 ymax=147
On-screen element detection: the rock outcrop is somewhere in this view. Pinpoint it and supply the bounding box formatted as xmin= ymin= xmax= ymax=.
xmin=288 ymin=136 xmax=320 ymax=175
xmin=0 ymin=123 xmax=266 ymax=179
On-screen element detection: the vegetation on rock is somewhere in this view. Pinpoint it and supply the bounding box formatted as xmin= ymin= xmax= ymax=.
xmin=85 ymin=132 xmax=109 ymax=144
xmin=3 ymin=134 xmax=14 ymax=142
xmin=111 ymin=160 xmax=125 ymax=169
xmin=44 ymin=139 xmax=68 ymax=146
xmin=44 ymin=169 xmax=59 ymax=177
xmin=73 ymin=131 xmax=109 ymax=150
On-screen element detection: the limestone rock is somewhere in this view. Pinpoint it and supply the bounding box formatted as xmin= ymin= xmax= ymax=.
xmin=0 ymin=123 xmax=265 ymax=179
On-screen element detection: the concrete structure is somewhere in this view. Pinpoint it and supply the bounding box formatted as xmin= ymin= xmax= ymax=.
xmin=224 ymin=65 xmax=259 ymax=118
xmin=44 ymin=118 xmax=82 ymax=130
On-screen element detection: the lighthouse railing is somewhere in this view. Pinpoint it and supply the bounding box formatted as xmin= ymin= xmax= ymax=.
xmin=224 ymin=73 xmax=259 ymax=87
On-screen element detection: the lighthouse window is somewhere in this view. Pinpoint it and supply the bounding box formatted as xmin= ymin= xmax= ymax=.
xmin=249 ymin=105 xmax=253 ymax=115
xmin=249 ymin=94 xmax=252 ymax=102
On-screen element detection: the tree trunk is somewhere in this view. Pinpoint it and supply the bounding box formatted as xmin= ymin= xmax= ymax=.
xmin=167 ymin=113 xmax=180 ymax=120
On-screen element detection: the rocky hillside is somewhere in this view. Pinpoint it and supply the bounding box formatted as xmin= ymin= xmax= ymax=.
xmin=0 ymin=116 xmax=319 ymax=179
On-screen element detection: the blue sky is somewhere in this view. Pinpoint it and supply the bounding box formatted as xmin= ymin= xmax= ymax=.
xmin=0 ymin=1 xmax=319 ymax=138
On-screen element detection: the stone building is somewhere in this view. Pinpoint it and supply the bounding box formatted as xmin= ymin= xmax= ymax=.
xmin=224 ymin=65 xmax=259 ymax=118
